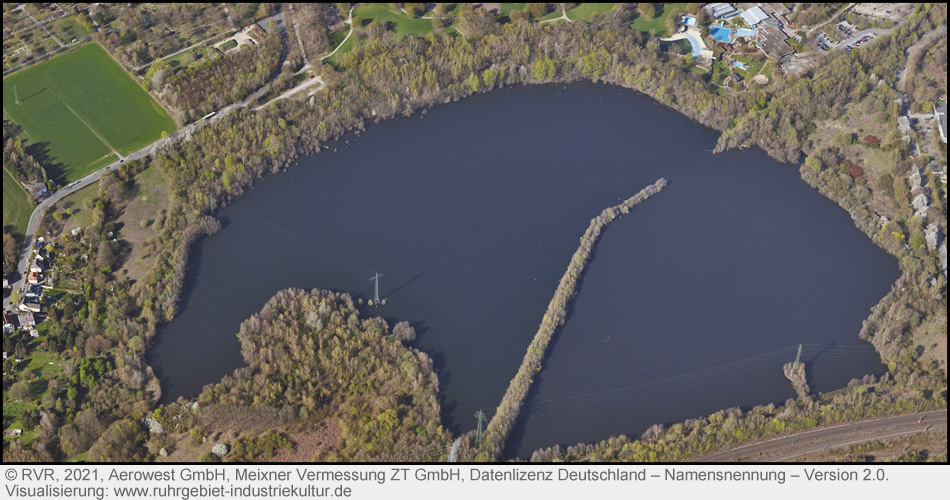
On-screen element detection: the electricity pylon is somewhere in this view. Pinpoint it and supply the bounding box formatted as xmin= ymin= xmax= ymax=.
xmin=369 ymin=272 xmax=383 ymax=304
xmin=474 ymin=409 xmax=487 ymax=444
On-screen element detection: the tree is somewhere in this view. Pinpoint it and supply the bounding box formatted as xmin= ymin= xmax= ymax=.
xmin=9 ymin=381 xmax=31 ymax=401
xmin=22 ymin=408 xmax=40 ymax=430
xmin=88 ymin=419 xmax=148 ymax=462
xmin=638 ymin=3 xmax=656 ymax=20
xmin=525 ymin=3 xmax=549 ymax=19
xmin=393 ymin=321 xmax=416 ymax=343
xmin=404 ymin=3 xmax=424 ymax=18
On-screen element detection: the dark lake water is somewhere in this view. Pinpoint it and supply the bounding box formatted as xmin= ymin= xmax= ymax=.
xmin=147 ymin=82 xmax=899 ymax=457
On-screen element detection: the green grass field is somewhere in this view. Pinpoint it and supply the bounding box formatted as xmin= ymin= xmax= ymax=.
xmin=353 ymin=4 xmax=434 ymax=37
xmin=2 ymin=43 xmax=176 ymax=185
xmin=566 ymin=3 xmax=617 ymax=22
xmin=535 ymin=8 xmax=564 ymax=21
xmin=630 ymin=3 xmax=688 ymax=37
xmin=48 ymin=16 xmax=91 ymax=43
xmin=58 ymin=182 xmax=99 ymax=235
xmin=328 ymin=28 xmax=348 ymax=52
xmin=325 ymin=32 xmax=356 ymax=67
xmin=2 ymin=167 xmax=31 ymax=237
xmin=497 ymin=4 xmax=528 ymax=17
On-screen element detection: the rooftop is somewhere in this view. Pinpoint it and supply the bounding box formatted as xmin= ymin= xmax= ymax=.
xmin=740 ymin=6 xmax=769 ymax=26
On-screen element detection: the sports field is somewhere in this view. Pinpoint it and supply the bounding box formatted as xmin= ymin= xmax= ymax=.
xmin=2 ymin=167 xmax=31 ymax=237
xmin=2 ymin=43 xmax=176 ymax=184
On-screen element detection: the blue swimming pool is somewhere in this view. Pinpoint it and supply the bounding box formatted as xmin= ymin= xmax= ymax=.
xmin=710 ymin=26 xmax=732 ymax=42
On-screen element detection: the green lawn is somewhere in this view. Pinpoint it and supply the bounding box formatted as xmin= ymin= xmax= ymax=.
xmin=536 ymin=9 xmax=564 ymax=21
xmin=2 ymin=166 xmax=31 ymax=237
xmin=58 ymin=182 xmax=99 ymax=234
xmin=497 ymin=4 xmax=528 ymax=17
xmin=730 ymin=54 xmax=768 ymax=78
xmin=325 ymin=29 xmax=357 ymax=67
xmin=328 ymin=28 xmax=348 ymax=53
xmin=48 ymin=16 xmax=91 ymax=43
xmin=353 ymin=4 xmax=434 ymax=37
xmin=630 ymin=3 xmax=688 ymax=37
xmin=2 ymin=392 xmax=37 ymax=447
xmin=566 ymin=3 xmax=617 ymax=22
xmin=162 ymin=45 xmax=219 ymax=76
xmin=2 ymin=43 xmax=176 ymax=185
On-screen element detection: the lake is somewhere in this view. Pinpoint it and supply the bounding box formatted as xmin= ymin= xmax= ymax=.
xmin=146 ymin=82 xmax=898 ymax=457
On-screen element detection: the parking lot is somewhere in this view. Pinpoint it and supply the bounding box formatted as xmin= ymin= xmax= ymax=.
xmin=838 ymin=29 xmax=889 ymax=50
xmin=815 ymin=31 xmax=838 ymax=51
xmin=836 ymin=20 xmax=855 ymax=38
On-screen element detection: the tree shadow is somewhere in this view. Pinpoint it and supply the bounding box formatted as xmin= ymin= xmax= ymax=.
xmin=23 ymin=140 xmax=66 ymax=186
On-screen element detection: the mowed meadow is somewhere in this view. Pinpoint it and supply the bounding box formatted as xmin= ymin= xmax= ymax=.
xmin=2 ymin=167 xmax=30 ymax=236
xmin=2 ymin=43 xmax=176 ymax=185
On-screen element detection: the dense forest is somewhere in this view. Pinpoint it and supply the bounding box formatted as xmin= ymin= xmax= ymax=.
xmin=3 ymin=3 xmax=946 ymax=462
xmin=198 ymin=288 xmax=448 ymax=461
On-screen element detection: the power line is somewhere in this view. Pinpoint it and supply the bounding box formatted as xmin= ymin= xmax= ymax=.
xmin=477 ymin=343 xmax=882 ymax=418
xmin=233 ymin=206 xmax=378 ymax=278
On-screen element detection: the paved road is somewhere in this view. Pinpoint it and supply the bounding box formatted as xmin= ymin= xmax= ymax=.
xmin=3 ymin=98 xmax=247 ymax=312
xmin=695 ymin=409 xmax=947 ymax=462
xmin=4 ymin=9 xmax=329 ymax=312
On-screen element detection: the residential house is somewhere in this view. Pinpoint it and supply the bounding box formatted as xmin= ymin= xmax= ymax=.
xmin=27 ymin=272 xmax=43 ymax=284
xmin=21 ymin=302 xmax=42 ymax=313
xmin=25 ymin=182 xmax=48 ymax=201
xmin=18 ymin=312 xmax=35 ymax=329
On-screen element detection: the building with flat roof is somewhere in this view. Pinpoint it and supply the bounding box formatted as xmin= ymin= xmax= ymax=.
xmin=708 ymin=3 xmax=740 ymax=20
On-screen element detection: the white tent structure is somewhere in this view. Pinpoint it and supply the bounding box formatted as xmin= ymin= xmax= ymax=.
xmin=740 ymin=6 xmax=770 ymax=26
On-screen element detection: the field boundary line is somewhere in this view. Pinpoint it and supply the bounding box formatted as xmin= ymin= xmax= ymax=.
xmin=41 ymin=76 xmax=120 ymax=161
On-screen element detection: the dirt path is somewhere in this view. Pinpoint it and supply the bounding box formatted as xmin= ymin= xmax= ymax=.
xmin=897 ymin=24 xmax=947 ymax=93
xmin=539 ymin=8 xmax=573 ymax=24
xmin=695 ymin=409 xmax=947 ymax=462
xmin=253 ymin=76 xmax=325 ymax=111
xmin=320 ymin=4 xmax=357 ymax=62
